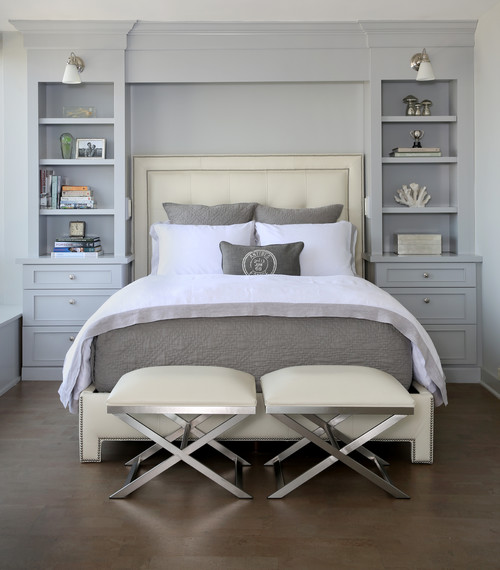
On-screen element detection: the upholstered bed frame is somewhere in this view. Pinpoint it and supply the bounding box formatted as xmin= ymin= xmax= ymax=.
xmin=78 ymin=154 xmax=435 ymax=463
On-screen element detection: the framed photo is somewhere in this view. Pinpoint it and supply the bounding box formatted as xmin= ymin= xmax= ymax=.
xmin=76 ymin=138 xmax=105 ymax=159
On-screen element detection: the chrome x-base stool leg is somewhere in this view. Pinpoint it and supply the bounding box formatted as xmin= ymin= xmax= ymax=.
xmin=110 ymin=412 xmax=253 ymax=499
xmin=260 ymin=365 xmax=416 ymax=500
xmin=266 ymin=412 xmax=410 ymax=499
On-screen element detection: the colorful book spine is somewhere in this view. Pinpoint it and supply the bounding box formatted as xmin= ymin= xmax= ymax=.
xmin=51 ymin=251 xmax=103 ymax=258
xmin=52 ymin=246 xmax=102 ymax=252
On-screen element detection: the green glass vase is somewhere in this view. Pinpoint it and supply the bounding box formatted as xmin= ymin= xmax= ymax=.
xmin=60 ymin=133 xmax=74 ymax=159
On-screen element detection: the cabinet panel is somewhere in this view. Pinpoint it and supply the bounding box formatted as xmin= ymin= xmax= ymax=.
xmin=425 ymin=325 xmax=477 ymax=365
xmin=374 ymin=263 xmax=476 ymax=287
xmin=23 ymin=326 xmax=80 ymax=366
xmin=24 ymin=264 xmax=126 ymax=289
xmin=23 ymin=289 xmax=116 ymax=325
xmin=385 ymin=288 xmax=476 ymax=324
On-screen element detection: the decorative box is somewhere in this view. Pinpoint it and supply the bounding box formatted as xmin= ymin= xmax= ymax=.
xmin=394 ymin=234 xmax=442 ymax=255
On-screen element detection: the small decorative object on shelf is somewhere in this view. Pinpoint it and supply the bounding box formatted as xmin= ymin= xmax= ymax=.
xmin=421 ymin=99 xmax=432 ymax=116
xmin=394 ymin=183 xmax=431 ymax=207
xmin=76 ymin=138 xmax=105 ymax=159
xmin=403 ymin=95 xmax=417 ymax=115
xmin=69 ymin=220 xmax=86 ymax=238
xmin=410 ymin=129 xmax=424 ymax=148
xmin=394 ymin=234 xmax=442 ymax=255
xmin=63 ymin=106 xmax=96 ymax=118
xmin=59 ymin=133 xmax=74 ymax=159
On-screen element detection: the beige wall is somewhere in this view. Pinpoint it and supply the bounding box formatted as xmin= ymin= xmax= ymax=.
xmin=475 ymin=3 xmax=500 ymax=384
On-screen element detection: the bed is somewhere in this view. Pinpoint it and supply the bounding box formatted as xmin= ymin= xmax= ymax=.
xmin=60 ymin=154 xmax=445 ymax=463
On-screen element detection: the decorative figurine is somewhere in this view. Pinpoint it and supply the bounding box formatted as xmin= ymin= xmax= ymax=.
xmin=403 ymin=95 xmax=417 ymax=116
xmin=394 ymin=183 xmax=431 ymax=207
xmin=60 ymin=132 xmax=74 ymax=159
xmin=421 ymin=99 xmax=433 ymax=116
xmin=410 ymin=129 xmax=424 ymax=148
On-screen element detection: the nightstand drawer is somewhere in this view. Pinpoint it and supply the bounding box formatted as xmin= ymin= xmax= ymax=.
xmin=385 ymin=288 xmax=476 ymax=324
xmin=23 ymin=265 xmax=127 ymax=289
xmin=425 ymin=325 xmax=477 ymax=365
xmin=23 ymin=289 xmax=116 ymax=325
xmin=373 ymin=263 xmax=476 ymax=287
xmin=23 ymin=326 xmax=81 ymax=366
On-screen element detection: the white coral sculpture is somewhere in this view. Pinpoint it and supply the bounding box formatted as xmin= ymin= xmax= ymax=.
xmin=394 ymin=183 xmax=431 ymax=207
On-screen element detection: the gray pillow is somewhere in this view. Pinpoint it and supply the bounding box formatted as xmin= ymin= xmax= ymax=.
xmin=254 ymin=203 xmax=343 ymax=224
xmin=163 ymin=202 xmax=257 ymax=225
xmin=220 ymin=241 xmax=304 ymax=276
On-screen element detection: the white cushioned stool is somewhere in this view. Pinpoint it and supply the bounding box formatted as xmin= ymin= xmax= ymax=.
xmin=261 ymin=365 xmax=415 ymax=499
xmin=106 ymin=366 xmax=257 ymax=499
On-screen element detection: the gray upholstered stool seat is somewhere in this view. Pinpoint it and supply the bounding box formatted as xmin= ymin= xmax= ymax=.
xmin=261 ymin=365 xmax=415 ymax=499
xmin=107 ymin=365 xmax=257 ymax=499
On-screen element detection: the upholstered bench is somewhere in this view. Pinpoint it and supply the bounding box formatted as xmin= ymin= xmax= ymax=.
xmin=106 ymin=366 xmax=257 ymax=499
xmin=261 ymin=365 xmax=415 ymax=499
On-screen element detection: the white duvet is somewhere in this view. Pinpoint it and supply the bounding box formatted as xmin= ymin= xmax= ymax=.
xmin=59 ymin=274 xmax=447 ymax=412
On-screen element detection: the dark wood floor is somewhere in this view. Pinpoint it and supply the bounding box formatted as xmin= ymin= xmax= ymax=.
xmin=0 ymin=382 xmax=499 ymax=569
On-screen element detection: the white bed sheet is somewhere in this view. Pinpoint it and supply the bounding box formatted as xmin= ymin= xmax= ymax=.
xmin=59 ymin=274 xmax=447 ymax=412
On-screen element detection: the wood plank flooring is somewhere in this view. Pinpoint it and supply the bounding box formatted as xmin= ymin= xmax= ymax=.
xmin=0 ymin=382 xmax=499 ymax=569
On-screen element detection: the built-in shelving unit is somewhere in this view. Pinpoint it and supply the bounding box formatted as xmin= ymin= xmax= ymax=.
xmin=17 ymin=35 xmax=135 ymax=379
xmin=365 ymin=77 xmax=482 ymax=382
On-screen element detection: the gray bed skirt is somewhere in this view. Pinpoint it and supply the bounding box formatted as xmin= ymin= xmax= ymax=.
xmin=91 ymin=316 xmax=412 ymax=393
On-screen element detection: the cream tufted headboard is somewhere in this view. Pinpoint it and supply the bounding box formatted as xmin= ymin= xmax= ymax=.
xmin=132 ymin=154 xmax=364 ymax=279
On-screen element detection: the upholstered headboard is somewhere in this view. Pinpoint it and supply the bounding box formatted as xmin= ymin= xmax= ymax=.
xmin=132 ymin=154 xmax=364 ymax=279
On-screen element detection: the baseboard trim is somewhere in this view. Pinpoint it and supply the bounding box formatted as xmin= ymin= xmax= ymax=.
xmin=442 ymin=366 xmax=481 ymax=383
xmin=0 ymin=376 xmax=21 ymax=396
xmin=480 ymin=369 xmax=500 ymax=399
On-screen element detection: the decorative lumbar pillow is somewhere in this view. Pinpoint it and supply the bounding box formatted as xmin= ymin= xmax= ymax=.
xmin=255 ymin=221 xmax=357 ymax=276
xmin=150 ymin=221 xmax=255 ymax=275
xmin=163 ymin=202 xmax=257 ymax=225
xmin=220 ymin=241 xmax=304 ymax=276
xmin=254 ymin=203 xmax=343 ymax=224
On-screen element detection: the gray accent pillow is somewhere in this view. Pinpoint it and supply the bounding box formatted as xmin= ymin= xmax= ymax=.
xmin=254 ymin=203 xmax=344 ymax=224
xmin=163 ymin=202 xmax=257 ymax=225
xmin=220 ymin=241 xmax=304 ymax=275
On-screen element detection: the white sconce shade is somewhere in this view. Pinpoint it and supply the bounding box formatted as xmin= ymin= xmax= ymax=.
xmin=410 ymin=48 xmax=435 ymax=82
xmin=62 ymin=52 xmax=85 ymax=84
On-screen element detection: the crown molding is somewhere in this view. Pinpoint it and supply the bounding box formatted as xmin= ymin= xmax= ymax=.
xmin=10 ymin=20 xmax=136 ymax=49
xmin=360 ymin=20 xmax=477 ymax=47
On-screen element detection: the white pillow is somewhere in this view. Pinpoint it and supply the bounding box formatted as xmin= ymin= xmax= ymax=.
xmin=150 ymin=221 xmax=255 ymax=275
xmin=255 ymin=221 xmax=357 ymax=276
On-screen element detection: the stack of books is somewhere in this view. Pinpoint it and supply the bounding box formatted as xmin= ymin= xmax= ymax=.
xmin=59 ymin=186 xmax=95 ymax=209
xmin=390 ymin=147 xmax=442 ymax=157
xmin=51 ymin=235 xmax=103 ymax=258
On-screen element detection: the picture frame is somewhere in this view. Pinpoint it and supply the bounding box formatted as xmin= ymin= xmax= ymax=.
xmin=76 ymin=138 xmax=105 ymax=159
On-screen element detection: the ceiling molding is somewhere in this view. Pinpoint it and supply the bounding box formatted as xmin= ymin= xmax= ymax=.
xmin=360 ymin=20 xmax=477 ymax=47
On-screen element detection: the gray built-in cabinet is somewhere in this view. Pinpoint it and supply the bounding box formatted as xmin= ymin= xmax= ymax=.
xmin=364 ymin=77 xmax=482 ymax=382
xmin=16 ymin=23 xmax=135 ymax=380
xmin=13 ymin=20 xmax=480 ymax=381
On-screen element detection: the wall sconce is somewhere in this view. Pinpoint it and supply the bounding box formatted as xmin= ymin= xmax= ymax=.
xmin=62 ymin=52 xmax=85 ymax=84
xmin=410 ymin=48 xmax=435 ymax=82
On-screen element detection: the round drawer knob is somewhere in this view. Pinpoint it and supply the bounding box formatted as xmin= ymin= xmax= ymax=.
xmin=423 ymin=297 xmax=430 ymax=304
xmin=69 ymin=336 xmax=75 ymax=342
xmin=69 ymin=298 xmax=76 ymax=305
xmin=423 ymin=272 xmax=429 ymax=278
xmin=69 ymin=274 xmax=76 ymax=280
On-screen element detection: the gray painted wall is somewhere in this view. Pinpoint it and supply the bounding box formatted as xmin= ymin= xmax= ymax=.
xmin=130 ymin=82 xmax=364 ymax=156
